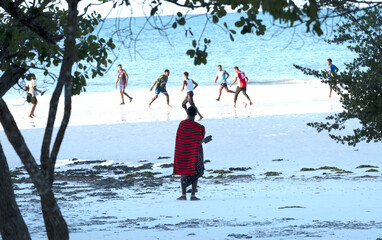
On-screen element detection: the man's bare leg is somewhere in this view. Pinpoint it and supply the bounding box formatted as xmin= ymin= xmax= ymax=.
xmin=29 ymin=100 xmax=37 ymax=118
xmin=123 ymin=91 xmax=133 ymax=102
xmin=164 ymin=93 xmax=172 ymax=107
xmin=216 ymin=86 xmax=223 ymax=101
xmin=120 ymin=90 xmax=125 ymax=104
xmin=329 ymin=86 xmax=332 ymax=98
xmin=190 ymin=180 xmax=200 ymax=200
xmin=149 ymin=95 xmax=158 ymax=107
xmin=197 ymin=111 xmax=203 ymax=121
xmin=177 ymin=182 xmax=187 ymax=200
xmin=224 ymin=86 xmax=234 ymax=94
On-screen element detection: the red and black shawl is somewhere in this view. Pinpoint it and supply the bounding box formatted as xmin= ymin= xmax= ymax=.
xmin=173 ymin=119 xmax=205 ymax=176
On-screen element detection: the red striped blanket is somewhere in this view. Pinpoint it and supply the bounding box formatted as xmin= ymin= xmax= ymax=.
xmin=173 ymin=119 xmax=205 ymax=176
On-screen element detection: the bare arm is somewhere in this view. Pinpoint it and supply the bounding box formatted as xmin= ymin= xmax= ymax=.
xmin=181 ymin=80 xmax=186 ymax=91
xmin=150 ymin=80 xmax=157 ymax=91
xmin=115 ymin=74 xmax=119 ymax=88
xmin=224 ymin=71 xmax=230 ymax=81
xmin=229 ymin=77 xmax=237 ymax=87
xmin=192 ymin=80 xmax=198 ymax=90
xmin=214 ymin=75 xmax=218 ymax=83
xmin=245 ymin=77 xmax=248 ymax=83
xmin=124 ymin=71 xmax=129 ymax=82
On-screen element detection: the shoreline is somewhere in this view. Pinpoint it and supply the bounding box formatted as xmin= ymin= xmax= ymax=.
xmin=1 ymin=80 xmax=341 ymax=130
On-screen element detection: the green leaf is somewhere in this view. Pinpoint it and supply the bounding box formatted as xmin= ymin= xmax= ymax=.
xmin=150 ymin=6 xmax=158 ymax=16
xmin=212 ymin=15 xmax=219 ymax=24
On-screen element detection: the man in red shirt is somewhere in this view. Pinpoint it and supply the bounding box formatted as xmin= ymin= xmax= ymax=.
xmin=229 ymin=66 xmax=253 ymax=108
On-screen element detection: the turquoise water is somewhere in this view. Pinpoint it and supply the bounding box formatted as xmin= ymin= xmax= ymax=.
xmin=5 ymin=13 xmax=354 ymax=98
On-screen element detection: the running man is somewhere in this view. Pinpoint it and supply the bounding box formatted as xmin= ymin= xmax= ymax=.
xmin=214 ymin=65 xmax=234 ymax=101
xmin=324 ymin=58 xmax=339 ymax=98
xmin=149 ymin=69 xmax=172 ymax=107
xmin=115 ymin=64 xmax=132 ymax=104
xmin=24 ymin=74 xmax=42 ymax=118
xmin=181 ymin=72 xmax=203 ymax=121
xmin=229 ymin=66 xmax=253 ymax=108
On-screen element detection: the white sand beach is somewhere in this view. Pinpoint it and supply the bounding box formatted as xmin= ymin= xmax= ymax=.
xmin=1 ymin=81 xmax=382 ymax=239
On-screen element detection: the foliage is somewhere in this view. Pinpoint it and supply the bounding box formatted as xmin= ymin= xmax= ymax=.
xmin=0 ymin=3 xmax=115 ymax=95
xmin=294 ymin=6 xmax=382 ymax=146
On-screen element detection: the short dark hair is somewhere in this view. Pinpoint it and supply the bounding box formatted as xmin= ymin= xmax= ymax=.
xmin=118 ymin=64 xmax=122 ymax=67
xmin=187 ymin=106 xmax=198 ymax=117
xmin=218 ymin=65 xmax=222 ymax=68
xmin=234 ymin=66 xmax=239 ymax=70
xmin=327 ymin=58 xmax=332 ymax=63
xmin=184 ymin=72 xmax=189 ymax=77
xmin=165 ymin=69 xmax=170 ymax=73
xmin=30 ymin=74 xmax=36 ymax=80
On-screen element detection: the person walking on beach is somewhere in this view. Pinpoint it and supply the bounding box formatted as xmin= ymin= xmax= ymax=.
xmin=24 ymin=74 xmax=42 ymax=118
xmin=229 ymin=66 xmax=253 ymax=108
xmin=214 ymin=65 xmax=234 ymax=101
xmin=181 ymin=72 xmax=203 ymax=121
xmin=149 ymin=69 xmax=172 ymax=108
xmin=173 ymin=106 xmax=211 ymax=201
xmin=115 ymin=64 xmax=133 ymax=104
xmin=324 ymin=58 xmax=339 ymax=98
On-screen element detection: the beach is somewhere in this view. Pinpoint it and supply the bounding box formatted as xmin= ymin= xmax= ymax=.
xmin=1 ymin=81 xmax=382 ymax=239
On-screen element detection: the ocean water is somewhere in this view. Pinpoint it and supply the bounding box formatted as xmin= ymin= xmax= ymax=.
xmin=5 ymin=12 xmax=354 ymax=98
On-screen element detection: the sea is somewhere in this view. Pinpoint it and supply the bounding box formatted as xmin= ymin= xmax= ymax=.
xmin=4 ymin=12 xmax=355 ymax=98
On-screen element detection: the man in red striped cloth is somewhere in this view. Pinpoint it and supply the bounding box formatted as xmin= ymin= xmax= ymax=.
xmin=173 ymin=106 xmax=211 ymax=201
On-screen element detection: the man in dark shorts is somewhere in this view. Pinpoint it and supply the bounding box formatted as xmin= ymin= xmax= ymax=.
xmin=229 ymin=66 xmax=253 ymax=108
xmin=173 ymin=106 xmax=211 ymax=201
xmin=324 ymin=58 xmax=339 ymax=98
xmin=181 ymin=72 xmax=203 ymax=121
xmin=214 ymin=65 xmax=234 ymax=101
xmin=24 ymin=74 xmax=42 ymax=118
xmin=149 ymin=69 xmax=172 ymax=107
xmin=115 ymin=64 xmax=132 ymax=104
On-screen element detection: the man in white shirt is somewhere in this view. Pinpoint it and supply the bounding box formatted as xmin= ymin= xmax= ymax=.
xmin=24 ymin=74 xmax=42 ymax=118
xmin=214 ymin=65 xmax=234 ymax=101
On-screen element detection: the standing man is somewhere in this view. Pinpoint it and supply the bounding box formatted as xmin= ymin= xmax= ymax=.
xmin=149 ymin=69 xmax=172 ymax=107
xmin=324 ymin=58 xmax=339 ymax=98
xmin=229 ymin=66 xmax=253 ymax=108
xmin=24 ymin=74 xmax=42 ymax=118
xmin=115 ymin=64 xmax=133 ymax=104
xmin=214 ymin=65 xmax=234 ymax=101
xmin=173 ymin=106 xmax=211 ymax=201
xmin=181 ymin=72 xmax=203 ymax=121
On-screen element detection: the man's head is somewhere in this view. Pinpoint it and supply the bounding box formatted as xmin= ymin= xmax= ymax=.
xmin=164 ymin=69 xmax=170 ymax=76
xmin=187 ymin=106 xmax=198 ymax=118
xmin=218 ymin=65 xmax=222 ymax=71
xmin=118 ymin=64 xmax=122 ymax=70
xmin=184 ymin=72 xmax=189 ymax=79
xmin=327 ymin=58 xmax=332 ymax=65
xmin=234 ymin=66 xmax=239 ymax=73
xmin=31 ymin=74 xmax=36 ymax=80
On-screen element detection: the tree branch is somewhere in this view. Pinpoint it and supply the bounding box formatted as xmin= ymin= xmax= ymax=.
xmin=0 ymin=65 xmax=28 ymax=98
xmin=0 ymin=0 xmax=63 ymax=44
xmin=41 ymin=0 xmax=78 ymax=186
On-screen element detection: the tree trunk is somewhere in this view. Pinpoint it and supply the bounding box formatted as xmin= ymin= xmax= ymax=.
xmin=40 ymin=190 xmax=69 ymax=240
xmin=0 ymin=142 xmax=31 ymax=240
xmin=0 ymin=99 xmax=69 ymax=240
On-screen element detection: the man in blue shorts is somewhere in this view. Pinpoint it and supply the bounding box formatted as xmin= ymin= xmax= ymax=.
xmin=324 ymin=58 xmax=339 ymax=98
xmin=149 ymin=69 xmax=172 ymax=107
xmin=214 ymin=65 xmax=234 ymax=101
xmin=115 ymin=64 xmax=133 ymax=104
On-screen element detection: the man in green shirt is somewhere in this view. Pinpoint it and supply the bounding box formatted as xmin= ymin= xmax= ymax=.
xmin=149 ymin=69 xmax=172 ymax=107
